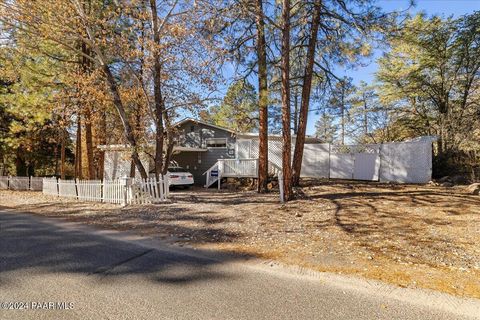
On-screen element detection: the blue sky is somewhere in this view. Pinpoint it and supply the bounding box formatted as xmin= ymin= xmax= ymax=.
xmin=191 ymin=1 xmax=480 ymax=134
xmin=303 ymin=0 xmax=480 ymax=134
xmin=340 ymin=0 xmax=480 ymax=86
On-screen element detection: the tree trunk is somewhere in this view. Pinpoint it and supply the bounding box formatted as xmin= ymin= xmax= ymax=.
xmin=97 ymin=109 xmax=107 ymax=180
xmin=341 ymin=96 xmax=345 ymax=145
xmin=54 ymin=143 xmax=59 ymax=176
xmin=102 ymin=64 xmax=148 ymax=179
xmin=281 ymin=0 xmax=293 ymax=201
xmin=60 ymin=129 xmax=66 ymax=179
xmin=130 ymin=160 xmax=136 ymax=178
xmin=162 ymin=112 xmax=174 ymax=175
xmin=291 ymin=0 xmax=321 ymax=186
xmin=363 ymin=94 xmax=368 ymax=136
xmin=162 ymin=139 xmax=174 ymax=175
xmin=75 ymin=117 xmax=83 ymax=179
xmin=293 ymin=90 xmax=299 ymax=134
xmin=84 ymin=109 xmax=95 ymax=179
xmin=255 ymin=0 xmax=269 ymax=193
xmin=150 ymin=0 xmax=165 ymax=180
xmin=71 ymin=0 xmax=148 ymax=179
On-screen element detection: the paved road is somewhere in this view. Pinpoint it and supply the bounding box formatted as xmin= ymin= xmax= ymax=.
xmin=0 ymin=210 xmax=478 ymax=320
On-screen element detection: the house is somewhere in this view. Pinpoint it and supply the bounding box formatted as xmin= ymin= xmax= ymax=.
xmin=99 ymin=118 xmax=435 ymax=186
xmin=99 ymin=118 xmax=320 ymax=185
xmin=168 ymin=118 xmax=237 ymax=184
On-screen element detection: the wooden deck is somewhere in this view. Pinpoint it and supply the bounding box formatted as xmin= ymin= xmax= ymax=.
xmin=204 ymin=159 xmax=281 ymax=188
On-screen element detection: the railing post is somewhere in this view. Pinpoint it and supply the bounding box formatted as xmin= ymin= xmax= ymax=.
xmin=218 ymin=161 xmax=222 ymax=190
xmin=206 ymin=169 xmax=210 ymax=187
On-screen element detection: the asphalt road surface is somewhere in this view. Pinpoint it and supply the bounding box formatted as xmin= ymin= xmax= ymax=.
xmin=0 ymin=209 xmax=479 ymax=320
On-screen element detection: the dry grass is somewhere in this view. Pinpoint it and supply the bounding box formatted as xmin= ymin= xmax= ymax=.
xmin=1 ymin=180 xmax=479 ymax=299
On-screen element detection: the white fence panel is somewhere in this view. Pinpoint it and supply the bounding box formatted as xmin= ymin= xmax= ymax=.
xmin=236 ymin=139 xmax=283 ymax=169
xmin=301 ymin=144 xmax=330 ymax=178
xmin=77 ymin=180 xmax=102 ymax=202
xmin=58 ymin=179 xmax=77 ymax=198
xmin=0 ymin=176 xmax=8 ymax=190
xmin=379 ymin=141 xmax=432 ymax=183
xmin=42 ymin=178 xmax=58 ymax=196
xmin=330 ymin=154 xmax=355 ymax=179
xmin=354 ymin=153 xmax=380 ymax=181
xmin=236 ymin=140 xmax=251 ymax=160
xmin=131 ymin=176 xmax=169 ymax=204
xmin=42 ymin=177 xmax=168 ymax=204
xmin=103 ymin=180 xmax=125 ymax=204
xmin=9 ymin=177 xmax=30 ymax=190
xmin=235 ymin=137 xmax=434 ymax=183
xmin=30 ymin=177 xmax=44 ymax=191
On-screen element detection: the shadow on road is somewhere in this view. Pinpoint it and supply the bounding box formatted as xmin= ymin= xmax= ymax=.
xmin=0 ymin=211 xmax=253 ymax=286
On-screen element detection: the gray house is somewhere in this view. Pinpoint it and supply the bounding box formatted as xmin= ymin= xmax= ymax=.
xmin=169 ymin=118 xmax=237 ymax=184
xmin=99 ymin=118 xmax=249 ymax=185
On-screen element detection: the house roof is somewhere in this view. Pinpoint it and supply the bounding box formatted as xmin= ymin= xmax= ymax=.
xmin=173 ymin=146 xmax=207 ymax=152
xmin=97 ymin=144 xmax=131 ymax=151
xmin=98 ymin=118 xmax=321 ymax=150
xmin=173 ymin=118 xmax=237 ymax=134
xmin=175 ymin=118 xmax=321 ymax=142
xmin=236 ymin=132 xmax=321 ymax=143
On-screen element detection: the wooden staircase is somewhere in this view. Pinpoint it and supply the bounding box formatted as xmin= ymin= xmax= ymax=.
xmin=203 ymin=162 xmax=220 ymax=188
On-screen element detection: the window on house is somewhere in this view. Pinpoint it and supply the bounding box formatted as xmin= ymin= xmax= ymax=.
xmin=190 ymin=125 xmax=195 ymax=132
xmin=205 ymin=138 xmax=227 ymax=148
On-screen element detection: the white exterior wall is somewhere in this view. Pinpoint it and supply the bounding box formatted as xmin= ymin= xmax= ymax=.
xmin=103 ymin=150 xmax=150 ymax=180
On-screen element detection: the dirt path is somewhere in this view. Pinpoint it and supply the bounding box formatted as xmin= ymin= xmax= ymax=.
xmin=1 ymin=181 xmax=479 ymax=299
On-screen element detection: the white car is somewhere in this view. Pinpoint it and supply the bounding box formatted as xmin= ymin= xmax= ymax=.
xmin=167 ymin=167 xmax=194 ymax=188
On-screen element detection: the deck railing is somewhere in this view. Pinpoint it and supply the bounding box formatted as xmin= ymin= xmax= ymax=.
xmin=218 ymin=159 xmax=259 ymax=177
xmin=204 ymin=158 xmax=283 ymax=188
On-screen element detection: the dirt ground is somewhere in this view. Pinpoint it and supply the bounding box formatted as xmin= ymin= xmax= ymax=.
xmin=1 ymin=180 xmax=479 ymax=299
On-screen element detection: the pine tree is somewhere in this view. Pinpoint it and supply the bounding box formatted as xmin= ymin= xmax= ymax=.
xmin=314 ymin=113 xmax=337 ymax=143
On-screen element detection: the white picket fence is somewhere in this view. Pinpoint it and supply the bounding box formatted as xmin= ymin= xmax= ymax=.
xmin=103 ymin=180 xmax=126 ymax=204
xmin=130 ymin=177 xmax=169 ymax=204
xmin=0 ymin=176 xmax=45 ymax=191
xmin=42 ymin=176 xmax=169 ymax=205
xmin=76 ymin=180 xmax=102 ymax=202
xmin=42 ymin=178 xmax=58 ymax=196
xmin=58 ymin=179 xmax=77 ymax=198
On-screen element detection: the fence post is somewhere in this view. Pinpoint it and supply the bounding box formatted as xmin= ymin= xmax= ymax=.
xmin=164 ymin=175 xmax=169 ymax=199
xmin=75 ymin=178 xmax=79 ymax=199
xmin=279 ymin=171 xmax=284 ymax=203
xmin=121 ymin=176 xmax=131 ymax=206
